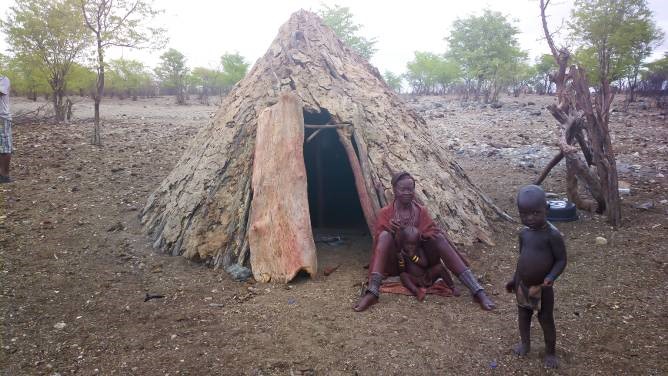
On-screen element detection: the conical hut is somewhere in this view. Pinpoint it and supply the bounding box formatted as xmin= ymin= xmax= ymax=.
xmin=141 ymin=10 xmax=506 ymax=283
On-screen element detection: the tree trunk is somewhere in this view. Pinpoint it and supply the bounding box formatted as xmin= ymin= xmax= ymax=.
xmin=248 ymin=93 xmax=317 ymax=283
xmin=539 ymin=0 xmax=621 ymax=226
xmin=91 ymin=35 xmax=104 ymax=146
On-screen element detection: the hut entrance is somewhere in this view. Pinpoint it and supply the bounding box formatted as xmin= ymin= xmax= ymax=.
xmin=303 ymin=110 xmax=367 ymax=231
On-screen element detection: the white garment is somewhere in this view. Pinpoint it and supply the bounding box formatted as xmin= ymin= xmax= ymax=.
xmin=0 ymin=76 xmax=10 ymax=120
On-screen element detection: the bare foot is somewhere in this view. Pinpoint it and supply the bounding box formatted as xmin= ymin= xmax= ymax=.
xmin=353 ymin=292 xmax=378 ymax=312
xmin=416 ymin=288 xmax=426 ymax=302
xmin=513 ymin=342 xmax=530 ymax=356
xmin=451 ymin=285 xmax=461 ymax=297
xmin=474 ymin=290 xmax=496 ymax=310
xmin=544 ymin=354 xmax=559 ymax=368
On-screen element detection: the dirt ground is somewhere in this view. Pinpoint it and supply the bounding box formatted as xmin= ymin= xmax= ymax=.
xmin=1 ymin=94 xmax=666 ymax=375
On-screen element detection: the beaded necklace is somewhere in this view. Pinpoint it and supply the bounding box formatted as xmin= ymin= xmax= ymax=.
xmin=393 ymin=201 xmax=417 ymax=227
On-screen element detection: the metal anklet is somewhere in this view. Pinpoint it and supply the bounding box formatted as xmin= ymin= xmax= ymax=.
xmin=457 ymin=269 xmax=483 ymax=294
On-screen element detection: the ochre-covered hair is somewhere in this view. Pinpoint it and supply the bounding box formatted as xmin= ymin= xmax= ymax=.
xmin=391 ymin=171 xmax=415 ymax=188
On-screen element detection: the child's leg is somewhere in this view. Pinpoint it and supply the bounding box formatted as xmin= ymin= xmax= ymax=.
xmin=514 ymin=306 xmax=533 ymax=356
xmin=400 ymin=272 xmax=425 ymax=301
xmin=427 ymin=263 xmax=461 ymax=296
xmin=537 ymin=287 xmax=558 ymax=368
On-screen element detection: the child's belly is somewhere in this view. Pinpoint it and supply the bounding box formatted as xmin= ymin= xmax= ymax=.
xmin=517 ymin=252 xmax=553 ymax=286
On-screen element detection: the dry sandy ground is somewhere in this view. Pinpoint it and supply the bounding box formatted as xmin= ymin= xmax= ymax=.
xmin=1 ymin=94 xmax=666 ymax=375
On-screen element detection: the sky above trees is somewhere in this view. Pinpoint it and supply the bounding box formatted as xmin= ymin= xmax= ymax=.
xmin=0 ymin=0 xmax=666 ymax=75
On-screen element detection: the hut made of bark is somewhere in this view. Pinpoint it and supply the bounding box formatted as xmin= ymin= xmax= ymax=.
xmin=141 ymin=10 xmax=505 ymax=283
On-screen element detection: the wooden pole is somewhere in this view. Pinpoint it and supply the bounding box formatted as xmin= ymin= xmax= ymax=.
xmin=336 ymin=128 xmax=377 ymax=234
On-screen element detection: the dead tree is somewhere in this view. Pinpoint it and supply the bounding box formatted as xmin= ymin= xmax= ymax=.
xmin=537 ymin=0 xmax=622 ymax=225
xmin=141 ymin=11 xmax=509 ymax=282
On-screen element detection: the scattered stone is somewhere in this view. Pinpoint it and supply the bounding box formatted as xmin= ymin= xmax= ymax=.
xmin=54 ymin=322 xmax=66 ymax=330
xmin=107 ymin=222 xmax=125 ymax=232
xmin=545 ymin=192 xmax=559 ymax=198
xmin=530 ymin=110 xmax=541 ymax=116
xmin=490 ymin=102 xmax=503 ymax=109
xmin=634 ymin=201 xmax=654 ymax=210
xmin=225 ymin=263 xmax=252 ymax=282
xmin=595 ymin=237 xmax=608 ymax=245
xmin=527 ymin=101 xmax=535 ymax=105
xmin=657 ymin=173 xmax=665 ymax=178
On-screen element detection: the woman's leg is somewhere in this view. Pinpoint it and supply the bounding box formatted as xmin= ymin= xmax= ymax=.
xmin=427 ymin=263 xmax=461 ymax=296
xmin=424 ymin=235 xmax=496 ymax=310
xmin=353 ymin=231 xmax=395 ymax=312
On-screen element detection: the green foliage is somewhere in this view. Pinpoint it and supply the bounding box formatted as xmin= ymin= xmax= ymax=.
xmin=106 ymin=58 xmax=154 ymax=98
xmin=220 ymin=53 xmax=249 ymax=88
xmin=405 ymin=52 xmax=461 ymax=94
xmin=446 ymin=9 xmax=526 ymax=101
xmin=569 ymin=0 xmax=664 ymax=86
xmin=155 ymin=48 xmax=188 ymax=103
xmin=383 ymin=71 xmax=403 ymax=93
xmin=66 ymin=63 xmax=96 ymax=95
xmin=0 ymin=53 xmax=50 ymax=98
xmin=318 ymin=4 xmax=377 ymax=59
xmin=1 ymin=0 xmax=90 ymax=119
xmin=639 ymin=53 xmax=668 ymax=91
xmin=533 ymin=54 xmax=557 ymax=94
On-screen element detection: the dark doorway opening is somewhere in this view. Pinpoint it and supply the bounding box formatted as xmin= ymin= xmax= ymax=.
xmin=303 ymin=109 xmax=367 ymax=231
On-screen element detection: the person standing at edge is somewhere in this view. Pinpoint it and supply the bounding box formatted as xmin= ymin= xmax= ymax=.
xmin=0 ymin=74 xmax=12 ymax=183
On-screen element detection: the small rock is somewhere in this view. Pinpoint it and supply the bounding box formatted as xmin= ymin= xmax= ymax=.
xmin=225 ymin=264 xmax=252 ymax=282
xmin=530 ymin=110 xmax=541 ymax=116
xmin=595 ymin=237 xmax=607 ymax=245
xmin=656 ymin=173 xmax=665 ymax=178
xmin=634 ymin=201 xmax=654 ymax=210
xmin=490 ymin=102 xmax=503 ymax=109
xmin=54 ymin=322 xmax=66 ymax=330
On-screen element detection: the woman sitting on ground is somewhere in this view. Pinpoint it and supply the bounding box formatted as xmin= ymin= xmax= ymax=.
xmin=353 ymin=171 xmax=496 ymax=312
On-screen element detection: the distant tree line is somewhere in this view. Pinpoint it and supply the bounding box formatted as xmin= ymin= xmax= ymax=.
xmin=0 ymin=50 xmax=248 ymax=103
xmin=377 ymin=1 xmax=664 ymax=105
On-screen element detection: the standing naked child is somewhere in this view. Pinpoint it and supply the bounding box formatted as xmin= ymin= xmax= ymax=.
xmin=398 ymin=226 xmax=460 ymax=301
xmin=506 ymin=185 xmax=567 ymax=368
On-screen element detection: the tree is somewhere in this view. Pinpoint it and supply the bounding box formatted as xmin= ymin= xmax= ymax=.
xmin=155 ymin=48 xmax=189 ymax=104
xmin=66 ymin=63 xmax=96 ymax=97
xmin=570 ymin=0 xmax=663 ymax=100
xmin=1 ymin=0 xmax=89 ymax=121
xmin=446 ymin=10 xmax=526 ymax=102
xmin=317 ymin=4 xmax=377 ymax=59
xmin=638 ymin=53 xmax=668 ymax=107
xmin=81 ymin=0 xmax=166 ymax=145
xmin=537 ymin=0 xmax=623 ymax=226
xmin=383 ymin=71 xmax=402 ymax=93
xmin=0 ymin=53 xmax=50 ymax=100
xmin=534 ymin=54 xmax=557 ymax=94
xmin=190 ymin=67 xmax=218 ymax=105
xmin=405 ymin=52 xmax=460 ymax=95
xmin=106 ymin=58 xmax=153 ymax=99
xmin=220 ymin=53 xmax=249 ymax=91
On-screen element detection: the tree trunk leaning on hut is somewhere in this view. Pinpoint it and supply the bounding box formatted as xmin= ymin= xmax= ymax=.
xmin=248 ymin=93 xmax=317 ymax=283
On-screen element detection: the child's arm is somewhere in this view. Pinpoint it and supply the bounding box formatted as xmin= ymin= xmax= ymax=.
xmin=543 ymin=231 xmax=567 ymax=286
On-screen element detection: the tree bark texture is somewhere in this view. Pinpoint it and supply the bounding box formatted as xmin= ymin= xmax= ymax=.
xmin=248 ymin=93 xmax=317 ymax=283
xmin=540 ymin=0 xmax=622 ymax=225
xmin=141 ymin=10 xmax=505 ymax=274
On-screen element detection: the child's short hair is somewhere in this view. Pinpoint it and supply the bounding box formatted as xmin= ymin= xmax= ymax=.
xmin=399 ymin=226 xmax=420 ymax=243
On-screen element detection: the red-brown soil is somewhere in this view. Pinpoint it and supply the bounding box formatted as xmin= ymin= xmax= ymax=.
xmin=1 ymin=94 xmax=666 ymax=375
